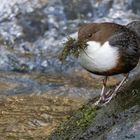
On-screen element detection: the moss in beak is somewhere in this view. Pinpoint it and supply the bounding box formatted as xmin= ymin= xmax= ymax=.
xmin=59 ymin=37 xmax=87 ymax=62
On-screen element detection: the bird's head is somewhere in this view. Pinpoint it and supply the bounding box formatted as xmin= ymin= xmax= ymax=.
xmin=78 ymin=22 xmax=123 ymax=45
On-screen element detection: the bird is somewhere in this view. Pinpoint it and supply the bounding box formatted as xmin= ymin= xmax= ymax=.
xmin=126 ymin=21 xmax=140 ymax=39
xmin=77 ymin=22 xmax=140 ymax=106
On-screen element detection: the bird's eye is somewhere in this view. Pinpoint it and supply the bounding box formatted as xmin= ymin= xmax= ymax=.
xmin=88 ymin=33 xmax=92 ymax=38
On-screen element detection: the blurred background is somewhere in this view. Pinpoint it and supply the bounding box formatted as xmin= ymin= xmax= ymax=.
xmin=0 ymin=0 xmax=139 ymax=74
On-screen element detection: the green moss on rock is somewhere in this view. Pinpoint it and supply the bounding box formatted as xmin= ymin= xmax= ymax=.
xmin=46 ymin=104 xmax=97 ymax=140
xmin=46 ymin=76 xmax=140 ymax=140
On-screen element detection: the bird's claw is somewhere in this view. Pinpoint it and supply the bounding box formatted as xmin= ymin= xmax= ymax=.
xmin=94 ymin=90 xmax=116 ymax=106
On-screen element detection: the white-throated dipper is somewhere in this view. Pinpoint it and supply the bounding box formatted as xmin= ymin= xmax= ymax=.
xmin=78 ymin=22 xmax=140 ymax=106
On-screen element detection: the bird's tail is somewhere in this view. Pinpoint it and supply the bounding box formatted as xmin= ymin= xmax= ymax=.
xmin=126 ymin=21 xmax=140 ymax=55
xmin=126 ymin=21 xmax=140 ymax=39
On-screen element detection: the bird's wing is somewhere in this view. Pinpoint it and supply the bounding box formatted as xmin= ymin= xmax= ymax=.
xmin=109 ymin=31 xmax=139 ymax=56
xmin=109 ymin=31 xmax=139 ymax=68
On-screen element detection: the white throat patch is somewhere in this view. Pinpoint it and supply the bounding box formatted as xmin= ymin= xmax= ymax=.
xmin=79 ymin=41 xmax=119 ymax=72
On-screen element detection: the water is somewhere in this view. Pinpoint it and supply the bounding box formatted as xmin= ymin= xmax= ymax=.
xmin=0 ymin=0 xmax=139 ymax=73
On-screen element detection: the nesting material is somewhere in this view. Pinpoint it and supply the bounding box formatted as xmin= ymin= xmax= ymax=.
xmin=59 ymin=37 xmax=87 ymax=62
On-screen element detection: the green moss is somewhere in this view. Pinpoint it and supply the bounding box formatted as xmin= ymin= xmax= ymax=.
xmin=59 ymin=37 xmax=87 ymax=62
xmin=47 ymin=104 xmax=97 ymax=140
xmin=76 ymin=105 xmax=96 ymax=128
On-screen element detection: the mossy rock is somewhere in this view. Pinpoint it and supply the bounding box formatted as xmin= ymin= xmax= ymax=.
xmin=46 ymin=104 xmax=97 ymax=140
xmin=46 ymin=72 xmax=140 ymax=140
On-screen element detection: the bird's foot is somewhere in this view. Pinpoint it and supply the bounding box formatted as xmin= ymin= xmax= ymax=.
xmin=94 ymin=89 xmax=116 ymax=106
xmin=94 ymin=73 xmax=128 ymax=107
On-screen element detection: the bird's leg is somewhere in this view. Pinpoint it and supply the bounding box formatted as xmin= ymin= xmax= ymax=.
xmin=103 ymin=73 xmax=129 ymax=105
xmin=94 ymin=76 xmax=108 ymax=105
xmin=100 ymin=76 xmax=108 ymax=100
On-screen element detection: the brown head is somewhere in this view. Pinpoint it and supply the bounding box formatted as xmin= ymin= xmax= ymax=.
xmin=78 ymin=22 xmax=126 ymax=45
